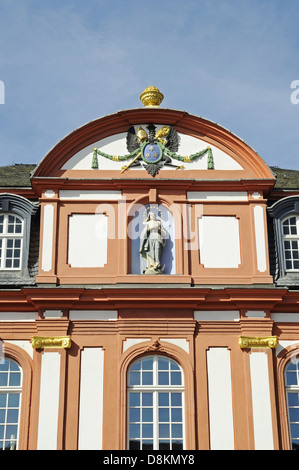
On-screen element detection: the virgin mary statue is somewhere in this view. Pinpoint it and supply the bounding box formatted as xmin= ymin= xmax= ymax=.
xmin=139 ymin=211 xmax=166 ymax=274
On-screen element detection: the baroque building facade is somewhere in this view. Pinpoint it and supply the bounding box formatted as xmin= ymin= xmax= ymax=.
xmin=0 ymin=87 xmax=299 ymax=450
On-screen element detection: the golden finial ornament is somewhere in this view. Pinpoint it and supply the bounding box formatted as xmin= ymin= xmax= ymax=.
xmin=140 ymin=86 xmax=164 ymax=107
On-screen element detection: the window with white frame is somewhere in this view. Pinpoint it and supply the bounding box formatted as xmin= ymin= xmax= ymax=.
xmin=127 ymin=355 xmax=184 ymax=450
xmin=282 ymin=216 xmax=299 ymax=271
xmin=0 ymin=358 xmax=22 ymax=450
xmin=0 ymin=214 xmax=23 ymax=270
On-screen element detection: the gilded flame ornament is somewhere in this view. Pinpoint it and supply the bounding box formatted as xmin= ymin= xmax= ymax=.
xmin=139 ymin=86 xmax=164 ymax=107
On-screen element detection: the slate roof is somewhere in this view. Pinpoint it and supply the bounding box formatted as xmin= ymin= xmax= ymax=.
xmin=0 ymin=164 xmax=298 ymax=189
xmin=0 ymin=164 xmax=36 ymax=187
xmin=270 ymin=167 xmax=299 ymax=190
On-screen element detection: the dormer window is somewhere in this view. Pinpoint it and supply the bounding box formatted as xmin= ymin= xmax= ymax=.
xmin=0 ymin=194 xmax=38 ymax=282
xmin=0 ymin=214 xmax=24 ymax=270
xmin=282 ymin=216 xmax=299 ymax=271
xmin=268 ymin=196 xmax=299 ymax=286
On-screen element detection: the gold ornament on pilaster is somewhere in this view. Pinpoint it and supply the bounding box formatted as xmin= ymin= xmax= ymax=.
xmin=140 ymin=86 xmax=164 ymax=107
xmin=31 ymin=336 xmax=71 ymax=349
xmin=238 ymin=335 xmax=278 ymax=349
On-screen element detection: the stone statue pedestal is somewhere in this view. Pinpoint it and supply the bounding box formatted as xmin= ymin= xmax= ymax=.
xmin=143 ymin=264 xmax=165 ymax=275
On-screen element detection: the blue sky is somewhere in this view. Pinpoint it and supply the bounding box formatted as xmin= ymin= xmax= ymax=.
xmin=0 ymin=0 xmax=298 ymax=170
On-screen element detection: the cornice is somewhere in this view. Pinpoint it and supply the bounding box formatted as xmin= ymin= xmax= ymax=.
xmin=0 ymin=286 xmax=289 ymax=311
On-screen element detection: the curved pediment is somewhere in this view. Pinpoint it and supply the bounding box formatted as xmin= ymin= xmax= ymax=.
xmin=32 ymin=107 xmax=275 ymax=183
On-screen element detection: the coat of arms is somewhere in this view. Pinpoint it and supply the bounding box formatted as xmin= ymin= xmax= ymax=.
xmin=92 ymin=123 xmax=214 ymax=177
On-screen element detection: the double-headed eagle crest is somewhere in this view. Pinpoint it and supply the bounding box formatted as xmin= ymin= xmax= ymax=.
xmin=92 ymin=123 xmax=214 ymax=177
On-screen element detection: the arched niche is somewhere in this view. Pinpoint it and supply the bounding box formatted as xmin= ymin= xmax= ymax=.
xmin=130 ymin=204 xmax=176 ymax=275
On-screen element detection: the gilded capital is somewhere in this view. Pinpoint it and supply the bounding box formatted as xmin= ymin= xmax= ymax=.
xmin=239 ymin=335 xmax=278 ymax=349
xmin=140 ymin=86 xmax=164 ymax=107
xmin=31 ymin=336 xmax=71 ymax=349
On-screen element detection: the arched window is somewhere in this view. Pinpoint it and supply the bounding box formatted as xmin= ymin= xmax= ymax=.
xmin=0 ymin=358 xmax=22 ymax=450
xmin=282 ymin=215 xmax=299 ymax=271
xmin=127 ymin=355 xmax=184 ymax=450
xmin=0 ymin=214 xmax=24 ymax=270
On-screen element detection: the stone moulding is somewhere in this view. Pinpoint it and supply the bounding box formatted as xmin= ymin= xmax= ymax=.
xmin=31 ymin=336 xmax=71 ymax=349
xmin=239 ymin=335 xmax=278 ymax=349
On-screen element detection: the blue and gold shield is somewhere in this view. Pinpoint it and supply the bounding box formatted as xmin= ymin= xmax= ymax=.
xmin=141 ymin=141 xmax=163 ymax=164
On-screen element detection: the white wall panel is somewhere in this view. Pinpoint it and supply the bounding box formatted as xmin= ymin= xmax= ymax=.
xmin=194 ymin=310 xmax=240 ymax=321
xmin=78 ymin=347 xmax=104 ymax=450
xmin=59 ymin=190 xmax=122 ymax=200
xmin=68 ymin=214 xmax=108 ymax=267
xmin=198 ymin=216 xmax=241 ymax=268
xmin=207 ymin=347 xmax=234 ymax=449
xmin=253 ymin=205 xmax=267 ymax=272
xmin=249 ymin=352 xmax=274 ymax=450
xmin=41 ymin=204 xmax=54 ymax=272
xmin=187 ymin=191 xmax=247 ymax=201
xmin=37 ymin=352 xmax=61 ymax=450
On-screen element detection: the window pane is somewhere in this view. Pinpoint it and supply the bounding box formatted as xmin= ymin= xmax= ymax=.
xmin=130 ymin=372 xmax=140 ymax=386
xmin=13 ymin=259 xmax=20 ymax=268
xmin=129 ymin=424 xmax=140 ymax=439
xmin=159 ymin=424 xmax=170 ymax=438
xmin=9 ymin=373 xmax=21 ymax=387
xmin=7 ymin=409 xmax=18 ymax=424
xmin=142 ymin=408 xmax=153 ymax=422
xmin=5 ymin=425 xmax=17 ymax=440
xmin=172 ymin=424 xmax=183 ymax=438
xmin=129 ymin=408 xmax=140 ymax=422
xmin=170 ymin=361 xmax=180 ymax=371
xmin=171 ymin=408 xmax=182 ymax=422
xmin=0 ymin=409 xmax=5 ymax=423
xmin=158 ymin=357 xmax=169 ymax=370
xmin=131 ymin=361 xmax=141 ymax=371
xmin=159 ymin=393 xmax=169 ymax=406
xmin=159 ymin=408 xmax=169 ymax=422
xmin=171 ymin=372 xmax=181 ymax=385
xmin=171 ymin=393 xmax=182 ymax=407
xmin=142 ymin=358 xmax=153 ymax=370
xmin=158 ymin=372 xmax=169 ymax=385
xmin=286 ymin=371 xmax=298 ymax=386
xmin=288 ymin=392 xmax=299 ymax=407
xmin=142 ymin=393 xmax=152 ymax=407
xmin=142 ymin=424 xmax=153 ymax=438
xmin=142 ymin=372 xmax=153 ymax=385
xmin=0 ymin=394 xmax=7 ymax=407
xmin=289 ymin=407 xmax=299 ymax=422
xmin=0 ymin=373 xmax=8 ymax=387
xmin=129 ymin=393 xmax=140 ymax=407
xmin=290 ymin=423 xmax=299 ymax=439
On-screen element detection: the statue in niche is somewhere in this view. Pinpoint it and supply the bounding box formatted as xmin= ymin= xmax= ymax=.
xmin=139 ymin=211 xmax=166 ymax=274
